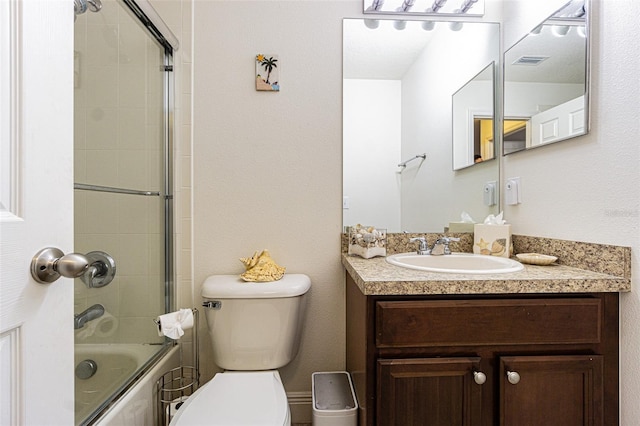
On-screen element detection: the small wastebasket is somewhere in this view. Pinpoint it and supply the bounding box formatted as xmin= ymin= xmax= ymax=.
xmin=312 ymin=372 xmax=358 ymax=426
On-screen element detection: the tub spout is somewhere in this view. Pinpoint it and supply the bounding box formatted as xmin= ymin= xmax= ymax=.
xmin=75 ymin=304 xmax=105 ymax=329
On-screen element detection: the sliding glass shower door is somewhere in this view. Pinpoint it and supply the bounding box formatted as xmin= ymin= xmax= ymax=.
xmin=73 ymin=0 xmax=174 ymax=423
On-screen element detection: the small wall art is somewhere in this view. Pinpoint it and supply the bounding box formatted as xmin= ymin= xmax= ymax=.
xmin=255 ymin=54 xmax=279 ymax=91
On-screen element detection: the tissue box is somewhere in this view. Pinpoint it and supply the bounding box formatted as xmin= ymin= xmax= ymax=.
xmin=348 ymin=225 xmax=386 ymax=259
xmin=448 ymin=222 xmax=475 ymax=233
xmin=473 ymin=224 xmax=511 ymax=258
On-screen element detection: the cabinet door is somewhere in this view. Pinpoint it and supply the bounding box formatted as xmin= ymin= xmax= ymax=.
xmin=377 ymin=357 xmax=484 ymax=426
xmin=500 ymin=355 xmax=603 ymax=426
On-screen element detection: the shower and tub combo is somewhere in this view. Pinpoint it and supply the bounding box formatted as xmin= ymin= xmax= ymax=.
xmin=73 ymin=0 xmax=179 ymax=424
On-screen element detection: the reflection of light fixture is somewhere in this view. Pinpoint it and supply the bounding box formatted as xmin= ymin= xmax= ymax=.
xmin=422 ymin=20 xmax=436 ymax=31
xmin=551 ymin=25 xmax=570 ymax=36
xmin=394 ymin=20 xmax=407 ymax=30
xmin=364 ymin=0 xmax=384 ymax=29
xmin=449 ymin=21 xmax=464 ymax=31
xmin=577 ymin=25 xmax=586 ymax=37
xmin=530 ymin=25 xmax=542 ymax=35
xmin=364 ymin=19 xmax=380 ymax=29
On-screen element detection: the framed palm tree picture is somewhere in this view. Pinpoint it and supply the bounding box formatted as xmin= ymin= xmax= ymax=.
xmin=256 ymin=54 xmax=279 ymax=91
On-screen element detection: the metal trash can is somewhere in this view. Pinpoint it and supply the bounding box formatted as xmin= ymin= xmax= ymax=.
xmin=312 ymin=372 xmax=358 ymax=426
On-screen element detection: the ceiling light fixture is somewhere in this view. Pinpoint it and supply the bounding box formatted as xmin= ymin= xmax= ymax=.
xmin=426 ymin=0 xmax=447 ymax=13
xmin=364 ymin=0 xmax=384 ymax=29
xmin=458 ymin=0 xmax=478 ymax=13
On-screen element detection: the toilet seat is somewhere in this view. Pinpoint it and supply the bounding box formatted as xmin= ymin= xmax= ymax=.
xmin=169 ymin=371 xmax=290 ymax=426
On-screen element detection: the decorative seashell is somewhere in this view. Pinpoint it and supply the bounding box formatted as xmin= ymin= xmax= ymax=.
xmin=239 ymin=249 xmax=286 ymax=282
xmin=490 ymin=239 xmax=506 ymax=256
xmin=516 ymin=253 xmax=558 ymax=265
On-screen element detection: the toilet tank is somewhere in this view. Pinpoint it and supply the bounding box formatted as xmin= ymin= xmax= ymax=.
xmin=201 ymin=274 xmax=311 ymax=371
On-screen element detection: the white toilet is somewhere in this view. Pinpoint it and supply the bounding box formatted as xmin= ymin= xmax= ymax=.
xmin=170 ymin=274 xmax=311 ymax=426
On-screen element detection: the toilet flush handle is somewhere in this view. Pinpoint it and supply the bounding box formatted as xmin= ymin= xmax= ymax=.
xmin=202 ymin=301 xmax=222 ymax=310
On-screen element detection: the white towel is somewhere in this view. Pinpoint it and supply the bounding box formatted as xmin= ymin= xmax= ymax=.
xmin=157 ymin=309 xmax=194 ymax=340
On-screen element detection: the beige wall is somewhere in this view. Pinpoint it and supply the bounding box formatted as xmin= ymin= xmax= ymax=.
xmin=192 ymin=1 xmax=358 ymax=391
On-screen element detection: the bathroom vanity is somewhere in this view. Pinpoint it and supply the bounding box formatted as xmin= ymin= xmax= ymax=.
xmin=343 ymin=235 xmax=631 ymax=426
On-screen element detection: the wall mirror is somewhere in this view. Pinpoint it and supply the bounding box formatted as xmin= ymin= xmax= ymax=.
xmin=452 ymin=62 xmax=495 ymax=170
xmin=503 ymin=0 xmax=589 ymax=155
xmin=343 ymin=18 xmax=500 ymax=233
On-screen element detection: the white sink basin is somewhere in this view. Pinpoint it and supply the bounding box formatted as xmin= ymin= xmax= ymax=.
xmin=386 ymin=252 xmax=524 ymax=274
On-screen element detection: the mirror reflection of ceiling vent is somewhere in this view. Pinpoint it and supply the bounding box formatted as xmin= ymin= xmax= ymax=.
xmin=512 ymin=55 xmax=549 ymax=66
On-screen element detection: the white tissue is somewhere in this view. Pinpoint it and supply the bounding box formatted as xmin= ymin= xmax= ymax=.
xmin=483 ymin=211 xmax=506 ymax=225
xmin=157 ymin=309 xmax=194 ymax=340
xmin=460 ymin=211 xmax=475 ymax=223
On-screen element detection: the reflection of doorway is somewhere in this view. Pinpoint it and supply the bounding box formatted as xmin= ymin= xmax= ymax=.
xmin=503 ymin=119 xmax=528 ymax=154
xmin=474 ymin=118 xmax=495 ymax=162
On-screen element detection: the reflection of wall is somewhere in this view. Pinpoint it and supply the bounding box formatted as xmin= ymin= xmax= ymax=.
xmin=504 ymin=81 xmax=583 ymax=117
xmin=343 ymin=79 xmax=401 ymax=230
xmin=452 ymin=79 xmax=494 ymax=169
xmin=401 ymin=24 xmax=500 ymax=231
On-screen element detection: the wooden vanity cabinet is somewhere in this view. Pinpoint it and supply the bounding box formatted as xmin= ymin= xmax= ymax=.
xmin=345 ymin=274 xmax=619 ymax=426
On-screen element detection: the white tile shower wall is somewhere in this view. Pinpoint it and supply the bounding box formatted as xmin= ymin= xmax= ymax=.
xmin=74 ymin=0 xmax=176 ymax=344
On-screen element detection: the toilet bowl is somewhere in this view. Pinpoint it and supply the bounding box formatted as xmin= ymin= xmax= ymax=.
xmin=169 ymin=371 xmax=290 ymax=426
xmin=170 ymin=274 xmax=310 ymax=426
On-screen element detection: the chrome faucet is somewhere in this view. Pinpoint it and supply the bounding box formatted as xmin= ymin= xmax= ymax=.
xmin=410 ymin=236 xmax=460 ymax=255
xmin=430 ymin=237 xmax=460 ymax=256
xmin=409 ymin=237 xmax=431 ymax=255
xmin=74 ymin=304 xmax=105 ymax=329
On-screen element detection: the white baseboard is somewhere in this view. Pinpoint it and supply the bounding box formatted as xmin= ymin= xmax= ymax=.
xmin=287 ymin=391 xmax=313 ymax=424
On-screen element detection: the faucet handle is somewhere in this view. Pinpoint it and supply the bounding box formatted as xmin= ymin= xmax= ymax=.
xmin=409 ymin=237 xmax=430 ymax=255
xmin=436 ymin=236 xmax=460 ymax=244
xmin=434 ymin=236 xmax=461 ymax=255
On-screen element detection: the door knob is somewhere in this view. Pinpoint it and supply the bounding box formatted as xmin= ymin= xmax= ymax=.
xmin=31 ymin=247 xmax=116 ymax=288
xmin=506 ymin=370 xmax=521 ymax=385
xmin=473 ymin=371 xmax=487 ymax=385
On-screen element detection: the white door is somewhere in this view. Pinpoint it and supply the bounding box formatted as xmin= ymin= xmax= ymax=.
xmin=0 ymin=1 xmax=74 ymax=424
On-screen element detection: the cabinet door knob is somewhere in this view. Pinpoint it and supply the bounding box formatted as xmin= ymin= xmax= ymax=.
xmin=506 ymin=370 xmax=520 ymax=385
xmin=473 ymin=371 xmax=486 ymax=385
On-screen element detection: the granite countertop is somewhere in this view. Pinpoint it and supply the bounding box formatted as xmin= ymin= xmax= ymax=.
xmin=342 ymin=253 xmax=631 ymax=296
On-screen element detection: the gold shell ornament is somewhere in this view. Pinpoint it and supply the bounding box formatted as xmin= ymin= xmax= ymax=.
xmin=239 ymin=250 xmax=286 ymax=282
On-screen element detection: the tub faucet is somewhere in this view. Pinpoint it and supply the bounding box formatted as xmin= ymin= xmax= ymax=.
xmin=74 ymin=304 xmax=105 ymax=329
xmin=430 ymin=237 xmax=461 ymax=256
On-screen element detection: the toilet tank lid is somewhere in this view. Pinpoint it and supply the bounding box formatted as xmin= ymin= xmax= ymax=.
xmin=202 ymin=274 xmax=311 ymax=299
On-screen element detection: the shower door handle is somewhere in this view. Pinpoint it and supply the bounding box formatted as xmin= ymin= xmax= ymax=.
xmin=31 ymin=247 xmax=116 ymax=288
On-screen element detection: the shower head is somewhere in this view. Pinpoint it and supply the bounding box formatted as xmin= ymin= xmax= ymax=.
xmin=75 ymin=0 xmax=102 ymax=18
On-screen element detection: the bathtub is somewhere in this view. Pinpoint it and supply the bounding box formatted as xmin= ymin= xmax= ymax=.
xmin=75 ymin=343 xmax=178 ymax=426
